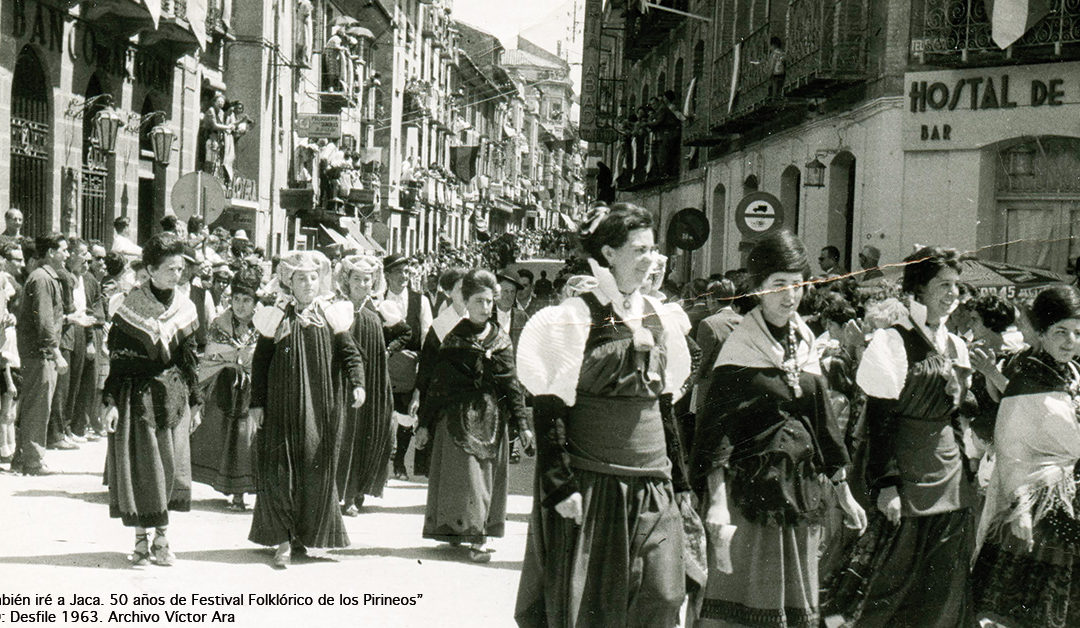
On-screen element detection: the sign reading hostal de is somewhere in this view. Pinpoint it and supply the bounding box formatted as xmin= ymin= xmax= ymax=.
xmin=904 ymin=61 xmax=1080 ymax=151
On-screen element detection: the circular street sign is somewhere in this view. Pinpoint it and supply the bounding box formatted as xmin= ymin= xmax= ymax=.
xmin=171 ymin=172 xmax=227 ymax=224
xmin=666 ymin=207 xmax=710 ymax=251
xmin=735 ymin=192 xmax=785 ymax=238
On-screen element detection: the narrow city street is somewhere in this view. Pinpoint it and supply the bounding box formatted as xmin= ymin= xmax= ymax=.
xmin=0 ymin=440 xmax=535 ymax=627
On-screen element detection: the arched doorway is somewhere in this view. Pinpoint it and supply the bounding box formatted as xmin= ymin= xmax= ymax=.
xmin=828 ymin=151 xmax=856 ymax=270
xmin=81 ymin=74 xmax=111 ymax=242
xmin=994 ymin=136 xmax=1080 ymax=273
xmin=710 ymin=182 xmax=727 ymax=273
xmin=10 ymin=46 xmax=51 ymax=237
xmin=781 ymin=165 xmax=801 ymax=234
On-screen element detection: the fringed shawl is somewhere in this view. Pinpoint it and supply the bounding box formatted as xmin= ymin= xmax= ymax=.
xmin=715 ymin=307 xmax=822 ymax=376
xmin=976 ymin=354 xmax=1080 ymax=557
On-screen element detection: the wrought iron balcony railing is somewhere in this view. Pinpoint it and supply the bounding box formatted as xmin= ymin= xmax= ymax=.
xmin=914 ymin=0 xmax=1080 ymax=64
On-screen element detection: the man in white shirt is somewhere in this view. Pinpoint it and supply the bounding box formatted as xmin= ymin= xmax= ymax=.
xmin=382 ymin=254 xmax=433 ymax=480
xmin=110 ymin=216 xmax=142 ymax=262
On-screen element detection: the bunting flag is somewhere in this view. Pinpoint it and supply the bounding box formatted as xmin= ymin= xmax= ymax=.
xmin=450 ymin=145 xmax=480 ymax=182
xmin=728 ymin=42 xmax=741 ymax=114
xmin=187 ymin=0 xmax=208 ymax=50
xmin=986 ymin=0 xmax=1053 ymax=49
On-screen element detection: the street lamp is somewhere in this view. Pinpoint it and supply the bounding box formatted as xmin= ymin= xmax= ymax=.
xmin=92 ymin=106 xmax=124 ymax=153
xmin=1005 ymin=144 xmax=1036 ymax=176
xmin=149 ymin=123 xmax=176 ymax=165
xmin=804 ymin=157 xmax=826 ymax=187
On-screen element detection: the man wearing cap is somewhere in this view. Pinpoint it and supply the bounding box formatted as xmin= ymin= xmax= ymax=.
xmin=495 ymin=273 xmax=528 ymax=348
xmin=210 ymin=264 xmax=233 ymax=309
xmin=382 ymin=253 xmax=432 ymax=480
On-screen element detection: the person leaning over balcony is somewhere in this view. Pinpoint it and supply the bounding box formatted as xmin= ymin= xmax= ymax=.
xmin=515 ymin=203 xmax=691 ymax=627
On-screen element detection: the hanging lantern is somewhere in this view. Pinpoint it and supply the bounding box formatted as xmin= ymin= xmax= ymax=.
xmin=149 ymin=123 xmax=176 ymax=165
xmin=804 ymin=157 xmax=826 ymax=187
xmin=1005 ymin=144 xmax=1036 ymax=176
xmin=92 ymin=107 xmax=124 ymax=153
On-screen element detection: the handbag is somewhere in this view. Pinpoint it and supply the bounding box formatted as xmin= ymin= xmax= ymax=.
xmin=387 ymin=349 xmax=419 ymax=393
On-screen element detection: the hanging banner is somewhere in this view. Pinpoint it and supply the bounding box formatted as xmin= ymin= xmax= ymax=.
xmin=579 ymin=0 xmax=603 ymax=142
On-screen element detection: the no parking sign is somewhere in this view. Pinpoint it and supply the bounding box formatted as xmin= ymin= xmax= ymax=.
xmin=735 ymin=192 xmax=785 ymax=238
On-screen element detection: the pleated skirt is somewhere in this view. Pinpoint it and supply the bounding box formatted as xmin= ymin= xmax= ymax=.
xmin=823 ymin=509 xmax=974 ymax=628
xmin=514 ymin=468 xmax=685 ymax=628
xmin=106 ymin=398 xmax=191 ymax=528
xmin=191 ymin=369 xmax=256 ymax=496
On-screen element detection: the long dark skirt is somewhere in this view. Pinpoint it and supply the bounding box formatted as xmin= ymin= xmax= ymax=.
xmin=106 ymin=396 xmax=191 ymax=528
xmin=422 ymin=420 xmax=508 ymax=544
xmin=191 ymin=368 xmax=255 ymax=496
xmin=699 ymin=504 xmax=821 ymax=628
xmin=972 ymin=518 xmax=1080 ymax=628
xmin=823 ymin=509 xmax=974 ymax=628
xmin=248 ymin=323 xmax=349 ymax=549
xmin=337 ymin=307 xmax=394 ymax=502
xmin=514 ymin=469 xmax=685 ymax=628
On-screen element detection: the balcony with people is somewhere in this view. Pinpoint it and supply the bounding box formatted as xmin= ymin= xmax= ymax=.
xmin=623 ymin=0 xmax=690 ymax=62
xmin=710 ymin=0 xmax=869 ymax=134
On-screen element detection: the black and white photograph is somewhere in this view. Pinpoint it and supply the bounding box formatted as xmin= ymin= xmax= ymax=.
xmin=0 ymin=0 xmax=1079 ymax=626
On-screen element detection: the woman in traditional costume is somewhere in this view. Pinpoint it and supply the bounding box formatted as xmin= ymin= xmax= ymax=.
xmin=103 ymin=233 xmax=202 ymax=566
xmin=335 ymin=254 xmax=394 ymax=515
xmin=971 ymin=285 xmax=1080 ymax=628
xmin=825 ymin=246 xmax=975 ymax=626
xmin=414 ymin=269 xmax=532 ymax=562
xmin=691 ymin=230 xmax=866 ymax=627
xmin=248 ymin=251 xmax=366 ymax=568
xmin=514 ymin=203 xmax=691 ymax=627
xmin=191 ymin=268 xmax=262 ymax=510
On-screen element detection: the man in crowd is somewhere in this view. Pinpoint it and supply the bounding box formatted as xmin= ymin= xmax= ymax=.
xmin=516 ymin=269 xmax=540 ymax=316
xmin=111 ymin=216 xmax=141 ymax=262
xmin=495 ymin=273 xmax=528 ymax=348
xmin=1 ymin=208 xmax=23 ymax=245
xmin=55 ymin=239 xmax=102 ymax=443
xmin=819 ymin=245 xmax=846 ymax=278
xmin=10 ymin=234 xmax=69 ymax=475
xmin=858 ymin=245 xmax=885 ymax=283
xmin=383 ymin=254 xmax=432 ymax=480
xmin=533 ymin=270 xmax=553 ymax=305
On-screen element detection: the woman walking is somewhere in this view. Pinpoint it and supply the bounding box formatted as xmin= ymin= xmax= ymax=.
xmin=191 ymin=267 xmax=262 ymax=510
xmin=826 ymin=246 xmax=976 ymax=627
xmin=104 ymin=233 xmax=202 ymax=566
xmin=515 ymin=203 xmax=692 ymax=627
xmin=971 ymin=285 xmax=1080 ymax=627
xmin=248 ymin=251 xmax=366 ymax=568
xmin=335 ymin=254 xmax=394 ymax=516
xmin=691 ymin=230 xmax=866 ymax=627
xmin=414 ymin=269 xmax=532 ymax=562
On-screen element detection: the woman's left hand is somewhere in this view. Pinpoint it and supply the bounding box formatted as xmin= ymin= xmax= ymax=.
xmin=352 ymin=387 xmax=366 ymax=408
xmin=837 ymin=482 xmax=868 ymax=534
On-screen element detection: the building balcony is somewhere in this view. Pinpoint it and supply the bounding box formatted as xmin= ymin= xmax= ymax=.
xmin=624 ymin=1 xmax=689 ymax=62
xmin=913 ymin=0 xmax=1080 ymax=65
xmin=710 ymin=0 xmax=868 ymax=133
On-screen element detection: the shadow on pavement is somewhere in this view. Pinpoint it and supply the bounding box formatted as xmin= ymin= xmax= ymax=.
xmin=12 ymin=489 xmax=109 ymax=504
xmin=177 ymin=548 xmax=273 ymax=566
xmin=0 ymin=551 xmax=132 ymax=570
xmin=357 ymin=504 xmax=427 ymax=516
xmin=331 ymin=545 xmax=523 ymax=571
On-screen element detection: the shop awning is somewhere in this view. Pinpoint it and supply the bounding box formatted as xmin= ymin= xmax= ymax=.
xmin=82 ymin=0 xmax=159 ymax=39
xmin=340 ymin=217 xmax=386 ymax=254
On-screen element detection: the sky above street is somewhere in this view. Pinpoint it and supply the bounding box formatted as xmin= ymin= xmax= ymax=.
xmin=450 ymin=0 xmax=583 ymax=87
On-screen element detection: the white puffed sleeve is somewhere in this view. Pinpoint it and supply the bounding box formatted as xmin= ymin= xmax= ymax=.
xmin=515 ymin=297 xmax=591 ymax=406
xmin=253 ymin=305 xmax=285 ymax=338
xmin=322 ymin=300 xmax=356 ymax=334
xmin=856 ymin=327 xmax=908 ymax=400
xmin=651 ymin=298 xmax=693 ymax=399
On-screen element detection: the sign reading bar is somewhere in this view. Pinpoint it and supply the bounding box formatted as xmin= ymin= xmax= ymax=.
xmin=295 ymin=113 xmax=341 ymax=139
xmin=903 ymin=62 xmax=1080 ymax=151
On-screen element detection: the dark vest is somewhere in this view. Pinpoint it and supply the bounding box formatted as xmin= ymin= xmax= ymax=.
xmin=405 ymin=289 xmax=423 ymax=351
